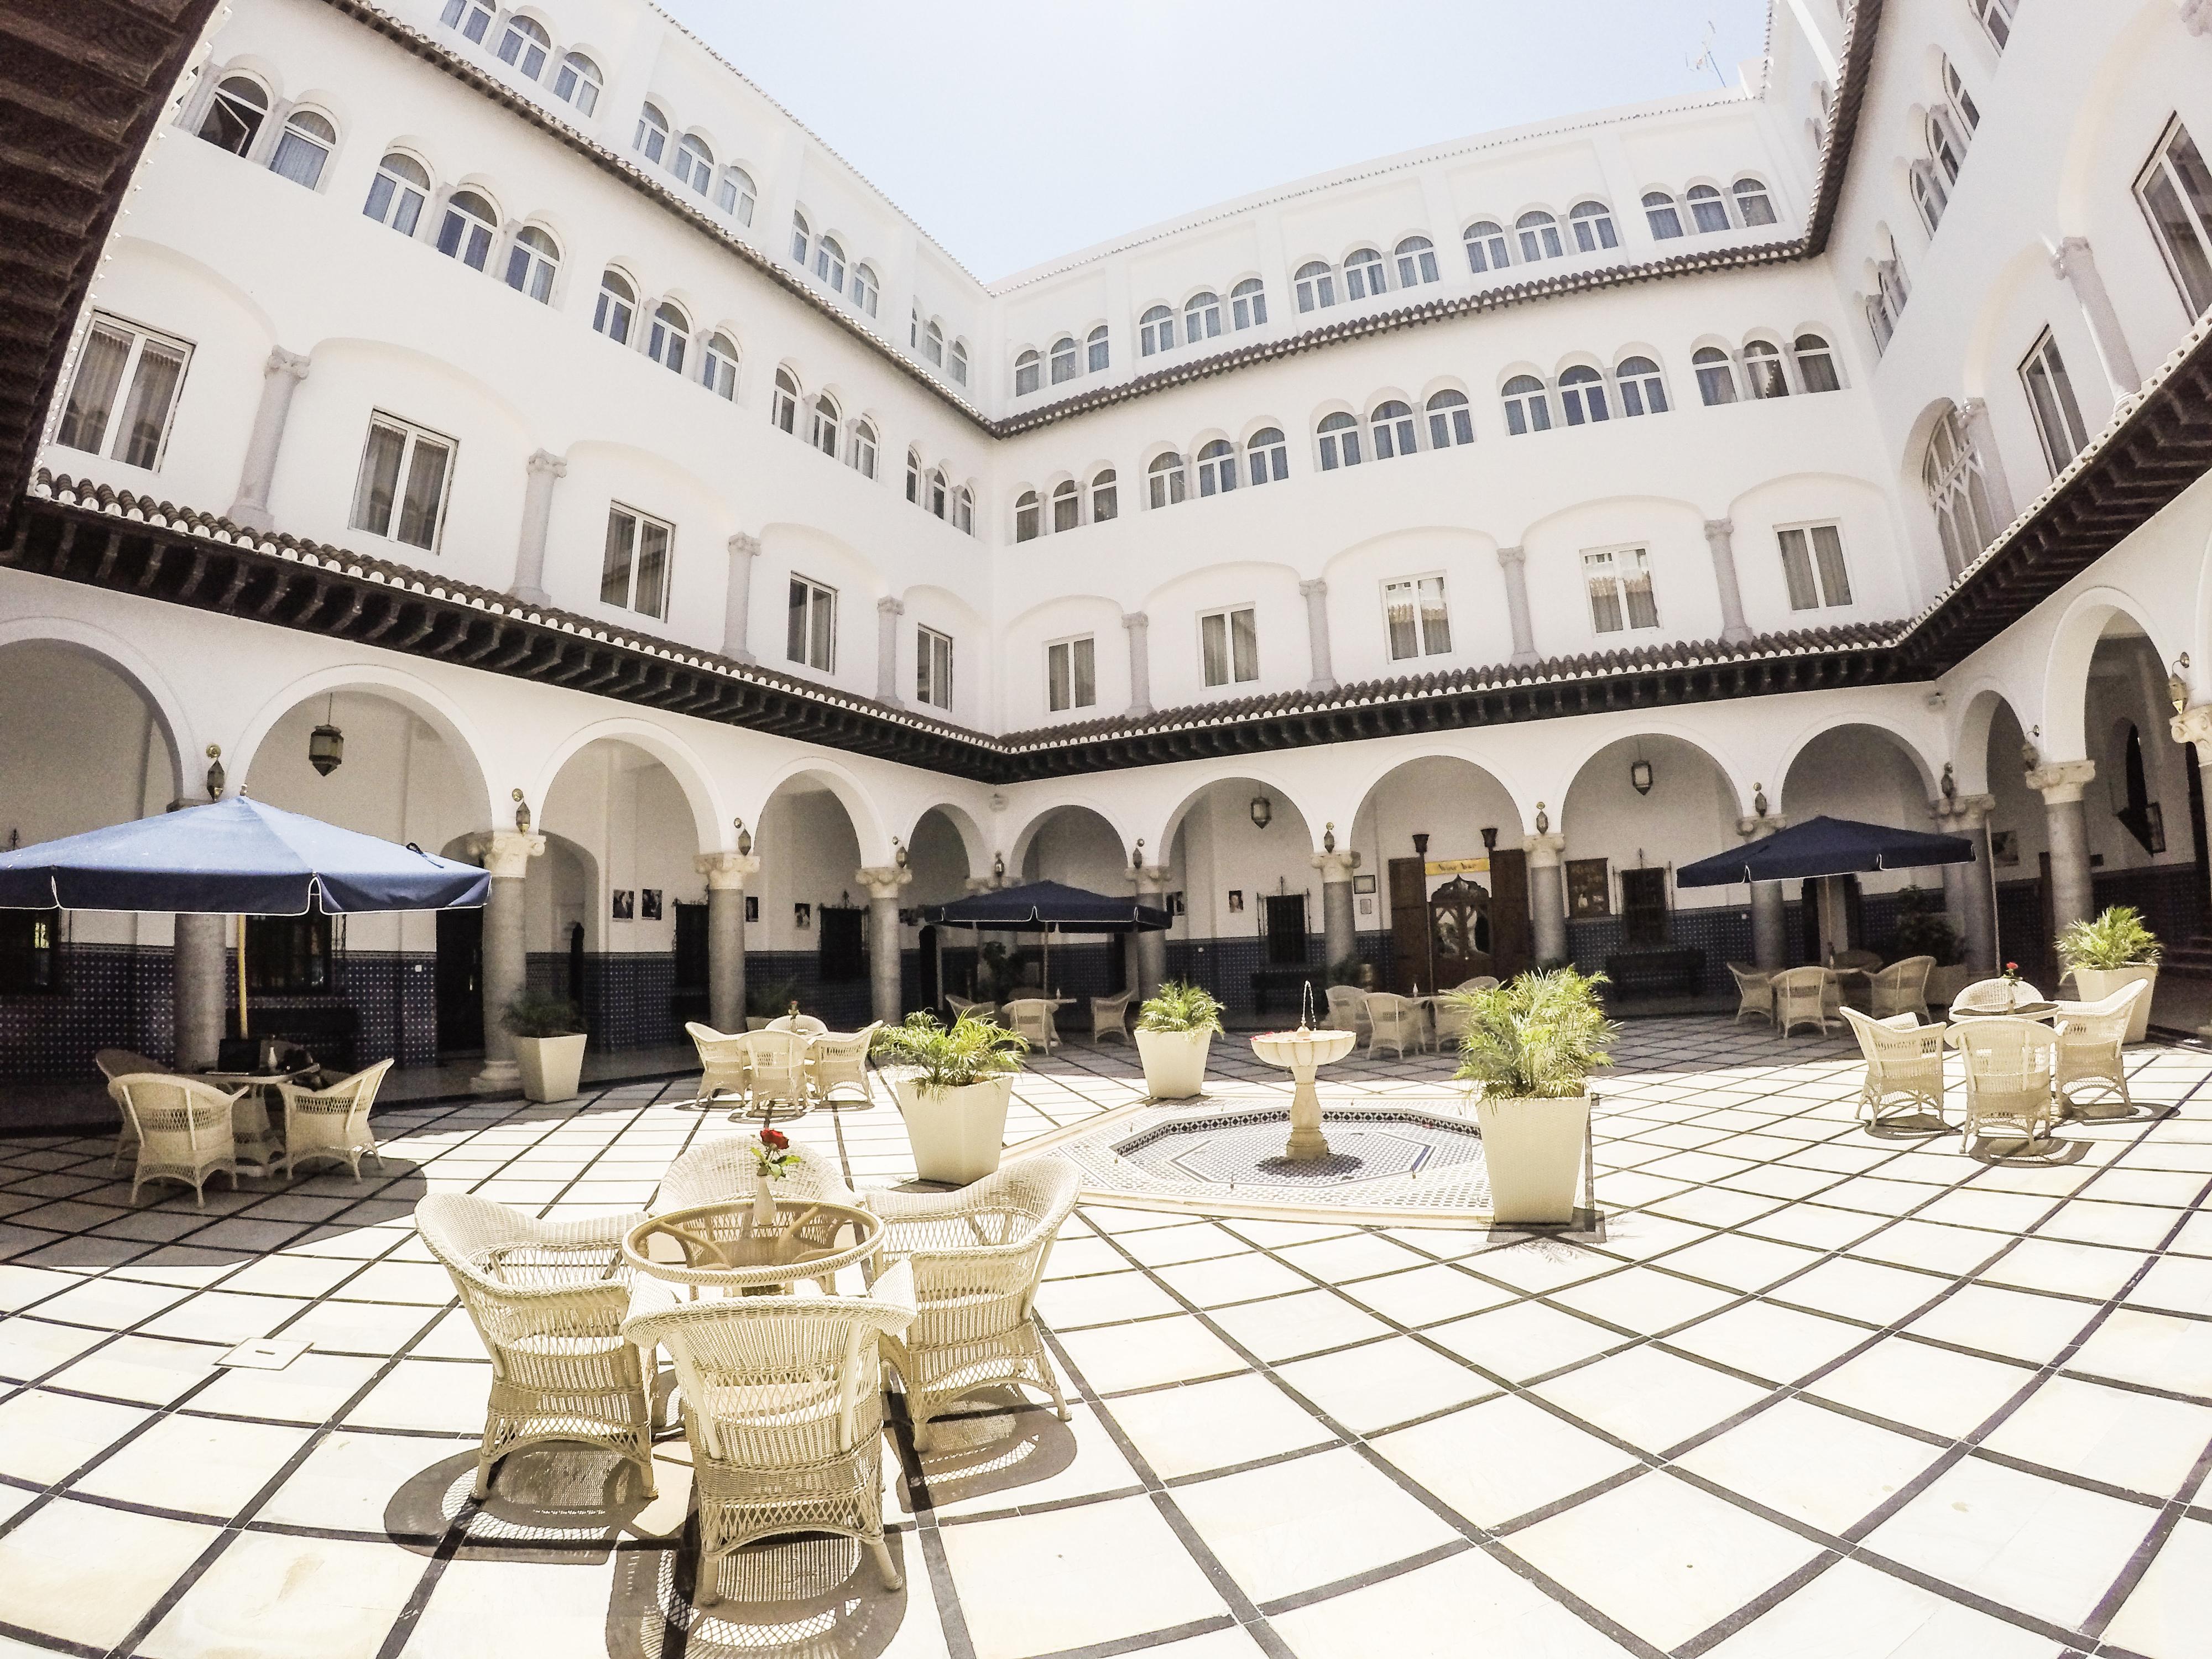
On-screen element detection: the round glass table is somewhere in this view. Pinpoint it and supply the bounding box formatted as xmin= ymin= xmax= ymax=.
xmin=622 ymin=1196 xmax=884 ymax=1295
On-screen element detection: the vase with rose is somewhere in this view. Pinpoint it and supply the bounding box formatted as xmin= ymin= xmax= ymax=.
xmin=749 ymin=1126 xmax=800 ymax=1230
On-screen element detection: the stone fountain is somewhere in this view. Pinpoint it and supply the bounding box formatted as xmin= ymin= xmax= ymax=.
xmin=1249 ymin=985 xmax=1358 ymax=1159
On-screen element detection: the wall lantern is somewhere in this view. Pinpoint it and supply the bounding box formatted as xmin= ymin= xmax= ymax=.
xmin=1249 ymin=795 xmax=1273 ymax=830
xmin=893 ymin=836 xmax=909 ymax=869
xmin=1753 ymin=781 xmax=1770 ymax=817
xmin=512 ymin=789 xmax=531 ymax=834
xmin=307 ymin=695 xmax=344 ymax=777
xmin=734 ymin=817 xmax=753 ymax=857
xmin=1480 ymin=826 xmax=1499 ymax=852
xmin=1630 ymin=755 xmax=1653 ymax=796
xmin=1322 ymin=822 xmax=1337 ymax=854
xmin=993 ymin=851 xmax=1005 ymax=878
xmin=1411 ymin=832 xmax=1430 ymax=858
xmin=2172 ymin=654 xmax=2193 ymax=714
xmin=204 ymin=744 xmax=225 ymax=799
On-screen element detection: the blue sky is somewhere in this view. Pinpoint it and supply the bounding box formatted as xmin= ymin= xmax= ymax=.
xmin=660 ymin=0 xmax=1772 ymax=282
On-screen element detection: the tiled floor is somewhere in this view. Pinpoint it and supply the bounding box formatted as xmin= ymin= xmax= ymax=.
xmin=1 ymin=1019 xmax=2209 ymax=1657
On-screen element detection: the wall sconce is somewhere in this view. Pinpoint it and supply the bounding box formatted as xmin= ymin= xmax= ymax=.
xmin=2022 ymin=726 xmax=2042 ymax=771
xmin=993 ymin=851 xmax=1005 ymax=878
xmin=1249 ymin=795 xmax=1273 ymax=830
xmin=733 ymin=817 xmax=752 ymax=856
xmin=307 ymin=695 xmax=343 ymax=776
xmin=1130 ymin=838 xmax=1145 ymax=870
xmin=2172 ymin=654 xmax=2193 ymax=714
xmin=204 ymin=744 xmax=225 ymax=799
xmin=893 ymin=836 xmax=909 ymax=869
xmin=1630 ymin=756 xmax=1653 ymax=795
xmin=1480 ymin=826 xmax=1499 ymax=852
xmin=512 ymin=788 xmax=531 ymax=834
xmin=1411 ymin=832 xmax=1430 ymax=858
xmin=1939 ymin=764 xmax=1957 ymax=806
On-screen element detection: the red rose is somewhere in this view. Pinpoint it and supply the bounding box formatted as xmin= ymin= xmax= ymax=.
xmin=759 ymin=1128 xmax=789 ymax=1150
xmin=2004 ymin=961 xmax=2017 ymax=972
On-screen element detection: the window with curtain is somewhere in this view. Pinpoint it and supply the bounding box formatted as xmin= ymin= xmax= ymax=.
xmin=1230 ymin=279 xmax=1266 ymax=330
xmin=1052 ymin=479 xmax=1080 ymax=531
xmin=1014 ymin=491 xmax=1040 ymax=542
xmin=1686 ymin=185 xmax=1730 ymax=232
xmin=1200 ymin=607 xmax=1259 ymax=686
xmin=1294 ymin=261 xmax=1336 ymax=311
xmin=2136 ymin=118 xmax=2212 ymax=318
xmin=1047 ymin=636 xmax=1096 ymax=712
xmin=1693 ymin=347 xmax=1738 ymax=405
xmin=954 ymin=487 xmax=974 ymax=534
xmin=1014 ymin=350 xmax=1041 ymax=396
xmin=702 ymin=333 xmax=739 ymax=400
xmin=770 ymin=368 xmax=800 ymax=433
xmin=1316 ymin=411 xmax=1361 ymax=469
xmin=600 ymin=504 xmax=672 ymax=618
xmin=790 ymin=212 xmax=810 ymax=266
xmin=552 ymin=52 xmax=600 ymax=114
xmin=847 ymin=419 xmax=877 ymax=477
xmin=1743 ymin=340 xmax=1790 ymax=398
xmin=364 ymin=153 xmax=429 ymax=234
xmin=1558 ymin=366 xmax=1609 ymax=425
xmin=1139 ymin=305 xmax=1175 ymax=355
xmin=1343 ymin=248 xmax=1386 ymax=300
xmin=850 ymin=263 xmax=878 ymax=316
xmin=950 ymin=341 xmax=968 ymax=385
xmin=435 ymin=190 xmax=498 ymax=270
xmin=1973 ymin=0 xmax=2015 ymax=51
xmin=674 ymin=134 xmax=713 ymax=195
xmin=1246 ymin=427 xmax=1288 ymax=484
xmin=928 ymin=468 xmax=948 ymax=518
xmin=1426 ymin=390 xmax=1474 ymax=447
xmin=1921 ymin=403 xmax=1997 ymax=576
xmin=1616 ymin=356 xmax=1668 ymax=415
xmin=786 ymin=575 xmax=836 ymax=669
xmin=1147 ymin=453 xmax=1187 ymax=508
xmin=1463 ymin=221 xmax=1510 ymax=272
xmin=56 ymin=315 xmax=192 ymax=469
xmin=504 ymin=226 xmax=559 ymax=303
xmin=1087 ymin=324 xmax=1110 ymax=371
xmin=1792 ymin=333 xmax=1839 ymax=393
xmin=1777 ymin=523 xmax=1853 ymax=611
xmin=1185 ymin=291 xmax=1222 ymax=342
xmin=197 ymin=76 xmax=267 ymax=156
xmin=1584 ymin=547 xmax=1658 ymax=633
xmin=1196 ymin=440 xmax=1238 ymax=496
xmin=1568 ymin=201 xmax=1618 ymax=252
xmin=1500 ymin=375 xmax=1551 ymax=435
xmin=1370 ymin=401 xmax=1417 ymax=459
xmin=1642 ymin=191 xmax=1683 ymax=239
xmin=814 ymin=236 xmax=846 ymax=293
xmin=1091 ymin=468 xmax=1118 ymax=521
xmin=1049 ymin=336 xmax=1078 ymax=384
xmin=496 ymin=15 xmax=550 ymax=79
xmin=916 ymin=626 xmax=953 ymax=710
xmin=1732 ymin=177 xmax=1777 ymax=226
xmin=809 ymin=393 xmax=840 ymax=457
xmin=440 ymin=0 xmax=493 ymax=43
xmin=647 ymin=302 xmax=690 ymax=373
xmin=1395 ymin=236 xmax=1439 ymax=285
xmin=635 ymin=103 xmax=669 ymax=165
xmin=717 ymin=165 xmax=754 ymax=223
xmin=923 ymin=322 xmax=944 ymax=366
xmin=1382 ymin=576 xmax=1451 ymax=661
xmin=2020 ymin=328 xmax=2091 ymax=475
xmin=592 ymin=272 xmax=637 ymax=345
xmin=348 ymin=412 xmax=453 ymax=551
xmin=269 ymin=110 xmax=335 ymax=188
xmin=906 ymin=447 xmax=920 ymax=503
xmin=1516 ymin=211 xmax=1563 ymax=262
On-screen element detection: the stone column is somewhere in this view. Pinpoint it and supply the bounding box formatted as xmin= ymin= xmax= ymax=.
xmin=1704 ymin=518 xmax=1752 ymax=644
xmin=722 ymin=533 xmax=759 ymax=662
xmin=1524 ymin=832 xmax=1568 ymax=967
xmin=1949 ymin=794 xmax=1999 ymax=972
xmin=1299 ymin=578 xmax=1337 ymax=693
xmin=2026 ymin=759 xmax=2098 ymax=947
xmin=470 ymin=830 xmax=545 ymax=1093
xmin=508 ymin=449 xmax=566 ymax=607
xmin=1737 ymin=812 xmax=1788 ymax=969
xmin=1961 ymin=397 xmax=2020 ymax=530
xmin=1311 ymin=848 xmax=1360 ymax=975
xmin=2051 ymin=237 xmax=2142 ymax=397
xmin=857 ymin=864 xmax=912 ymax=1026
xmin=1497 ymin=546 xmax=1538 ymax=666
xmin=1130 ymin=863 xmax=1171 ymax=1000
xmin=226 ymin=348 xmax=311 ymax=530
xmin=696 ymin=852 xmax=760 ymax=1032
xmin=172 ymin=911 xmax=227 ymax=1071
xmin=875 ymin=597 xmax=903 ymax=705
xmin=1122 ymin=612 xmax=1154 ymax=717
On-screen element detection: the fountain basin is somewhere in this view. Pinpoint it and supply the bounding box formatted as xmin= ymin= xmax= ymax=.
xmin=1249 ymin=1026 xmax=1359 ymax=1160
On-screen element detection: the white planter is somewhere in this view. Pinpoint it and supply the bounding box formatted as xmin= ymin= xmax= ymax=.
xmin=891 ymin=1074 xmax=1013 ymax=1184
xmin=1474 ymin=1093 xmax=1590 ymax=1226
xmin=1135 ymin=1028 xmax=1213 ymax=1099
xmin=2065 ymin=964 xmax=2158 ymax=1042
xmin=513 ymin=1033 xmax=587 ymax=1103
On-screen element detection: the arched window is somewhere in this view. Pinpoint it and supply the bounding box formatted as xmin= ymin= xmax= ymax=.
xmin=552 ymin=52 xmax=601 ymax=115
xmin=1246 ymin=427 xmax=1288 ymax=484
xmin=1052 ymin=478 xmax=1081 ymax=531
xmin=1616 ymin=356 xmax=1668 ymax=416
xmin=504 ymin=225 xmax=559 ymax=302
xmin=1642 ymin=191 xmax=1683 ymax=240
xmin=1686 ymin=185 xmax=1730 ymax=233
xmin=270 ymin=110 xmax=335 ymax=189
xmin=1911 ymin=162 xmax=1949 ymax=235
xmin=647 ymin=302 xmax=689 ymax=373
xmin=1927 ymin=109 xmax=1965 ymax=187
xmin=850 ymin=263 xmax=878 ymax=316
xmin=1693 ymin=346 xmax=1738 ymax=405
xmin=1343 ymin=247 xmax=1386 ymax=300
xmin=674 ymin=134 xmax=712 ymax=194
xmin=1568 ymin=201 xmax=1617 ymax=253
xmin=815 ymin=235 xmax=845 ymax=293
xmin=441 ymin=0 xmax=494 ymax=43
xmin=1516 ymin=211 xmax=1563 ymax=262
xmin=906 ymin=447 xmax=921 ymax=503
xmin=593 ymin=270 xmax=635 ymax=343
xmin=1091 ymin=468 xmax=1118 ymax=521
xmin=435 ymin=189 xmax=497 ymax=270
xmin=1943 ymin=60 xmax=1979 ymax=134
xmin=1294 ymin=261 xmax=1336 ymax=312
xmin=1185 ymin=291 xmax=1222 ymax=343
xmin=953 ymin=487 xmax=974 ymax=534
xmin=1014 ymin=350 xmax=1041 ymax=397
xmin=1395 ymin=236 xmax=1439 ymax=286
xmin=1015 ymin=491 xmax=1040 ymax=542
xmin=1558 ymin=366 xmax=1609 ymax=425
xmin=1049 ymin=336 xmax=1078 ymax=384
xmin=1500 ymin=375 xmax=1551 ymax=435
xmin=1230 ymin=279 xmax=1267 ymax=332
xmin=1370 ymin=400 xmax=1417 ymax=459
xmin=1742 ymin=340 xmax=1789 ymax=399
xmin=1147 ymin=452 xmax=1187 ymax=508
xmin=1865 ymin=292 xmax=1896 ymax=355
xmin=197 ymin=76 xmax=267 ymax=156
xmin=635 ymin=103 xmax=669 ymax=165
xmin=364 ymin=153 xmax=429 ymax=236
xmin=1922 ymin=403 xmax=1997 ymax=576
xmin=1464 ymin=221 xmax=1510 ymax=273
xmin=1087 ymin=325 xmax=1110 ymax=372
xmin=950 ymin=340 xmax=969 ymax=386
xmin=1316 ymin=411 xmax=1361 ymax=470
xmin=717 ymin=166 xmax=755 ymax=223
xmin=1140 ymin=305 xmax=1175 ymax=355
xmin=703 ymin=332 xmax=739 ymax=400
xmin=1426 ymin=390 xmax=1473 ymax=447
xmin=848 ymin=419 xmax=877 ymax=478
xmin=928 ymin=468 xmax=948 ymax=519
xmin=810 ymin=393 xmax=839 ymax=457
xmin=920 ymin=321 xmax=943 ymax=367
xmin=1196 ymin=439 xmax=1238 ymax=497
xmin=771 ymin=368 xmax=800 ymax=434
xmin=496 ymin=14 xmax=550 ymax=79
xmin=1731 ymin=177 xmax=1776 ymax=227
xmin=1793 ymin=333 xmax=1839 ymax=393
xmin=790 ymin=212 xmax=810 ymax=267
xmin=1973 ymin=0 xmax=2015 ymax=51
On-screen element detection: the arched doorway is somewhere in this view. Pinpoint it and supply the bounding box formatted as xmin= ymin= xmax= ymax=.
xmin=1155 ymin=777 xmax=1319 ymax=1021
xmin=1349 ymin=755 xmax=1526 ymax=993
xmin=748 ymin=773 xmax=873 ymax=1027
xmin=1780 ymin=724 xmax=1938 ymax=965
xmin=998 ymin=802 xmax=1131 ymax=1008
xmin=908 ymin=805 xmax=981 ymax=1013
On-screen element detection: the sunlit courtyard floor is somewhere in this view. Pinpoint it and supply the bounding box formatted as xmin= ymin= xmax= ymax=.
xmin=2 ymin=1019 xmax=2211 ymax=1658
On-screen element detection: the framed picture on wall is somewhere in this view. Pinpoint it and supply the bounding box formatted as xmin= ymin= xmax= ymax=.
xmin=1227 ymin=890 xmax=1245 ymax=914
xmin=1357 ymin=895 xmax=1375 ymax=917
xmin=898 ymin=907 xmax=920 ymax=926
xmin=1353 ymin=874 xmax=1378 ymax=895
xmin=611 ymin=890 xmax=635 ymax=921
xmin=794 ymin=902 xmax=813 ymax=930
xmin=1565 ymin=858 xmax=1611 ymax=919
xmin=1168 ymin=891 xmax=1186 ymax=915
xmin=640 ymin=889 xmax=662 ymax=921
xmin=1991 ymin=830 xmax=2020 ymax=867
xmin=744 ymin=895 xmax=759 ymax=922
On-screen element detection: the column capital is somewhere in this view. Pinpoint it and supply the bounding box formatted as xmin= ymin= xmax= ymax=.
xmin=2049 ymin=234 xmax=2095 ymax=283
xmin=855 ymin=864 xmax=912 ymax=900
xmin=1960 ymin=394 xmax=1991 ymax=422
xmin=1736 ymin=813 xmax=1788 ymax=838
xmin=877 ymin=596 xmax=904 ymax=617
xmin=1298 ymin=577 xmax=1327 ymax=598
xmin=265 ymin=347 xmax=311 ymax=382
xmin=1937 ymin=792 xmax=1997 ymax=825
xmin=1496 ymin=544 xmax=1525 ymax=569
xmin=526 ymin=448 xmax=567 ymax=479
xmin=469 ymin=830 xmax=545 ymax=880
xmin=1121 ymin=611 xmax=1149 ymax=633
xmin=1522 ymin=832 xmax=1567 ymax=868
xmin=695 ymin=852 xmax=761 ymax=889
xmin=1311 ymin=850 xmax=1361 ymax=883
xmin=1129 ymin=863 xmax=1172 ymax=892
xmin=2171 ymin=703 xmax=2212 ymax=748
xmin=963 ymin=876 xmax=999 ymax=894
xmin=2025 ymin=758 xmax=2096 ymax=804
xmin=727 ymin=531 xmax=760 ymax=557
xmin=1703 ymin=518 xmax=1734 ymax=544
xmin=2182 ymin=0 xmax=2212 ymax=38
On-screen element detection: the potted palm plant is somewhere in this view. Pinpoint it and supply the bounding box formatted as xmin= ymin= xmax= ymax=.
xmin=872 ymin=1012 xmax=1029 ymax=1183
xmin=1135 ymin=980 xmax=1223 ymax=1099
xmin=2058 ymin=905 xmax=2161 ymax=1042
xmin=1448 ymin=967 xmax=1615 ymax=1225
xmin=744 ymin=977 xmax=797 ymax=1032
xmin=505 ymin=990 xmax=587 ymax=1103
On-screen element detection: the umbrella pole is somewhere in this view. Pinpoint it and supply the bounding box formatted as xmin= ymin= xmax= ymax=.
xmin=234 ymin=915 xmax=248 ymax=1037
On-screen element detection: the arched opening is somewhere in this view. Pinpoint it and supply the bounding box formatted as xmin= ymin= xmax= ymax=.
xmin=1780 ymin=724 xmax=1939 ymax=966
xmin=748 ymin=772 xmax=873 ymax=1027
xmin=1156 ymin=778 xmax=1319 ymax=1023
xmin=907 ymin=805 xmax=982 ymax=1013
xmin=1348 ymin=755 xmax=1525 ymax=994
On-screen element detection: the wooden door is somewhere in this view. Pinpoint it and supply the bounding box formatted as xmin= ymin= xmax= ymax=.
xmin=1426 ymin=877 xmax=1493 ymax=989
xmin=1489 ymin=848 xmax=1532 ymax=977
xmin=1387 ymin=857 xmax=1430 ymax=992
xmin=1620 ymin=868 xmax=1668 ymax=946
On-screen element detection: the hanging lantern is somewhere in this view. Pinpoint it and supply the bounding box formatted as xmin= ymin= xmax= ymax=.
xmin=1753 ymin=781 xmax=1769 ymax=817
xmin=894 ymin=837 xmax=909 ymax=869
xmin=1630 ymin=758 xmax=1653 ymax=795
xmin=734 ymin=817 xmax=753 ymax=857
xmin=204 ymin=744 xmax=225 ymax=799
xmin=1322 ymin=821 xmax=1337 ymax=854
xmin=1534 ymin=801 xmax=1550 ymax=834
xmin=1940 ymin=764 xmax=1957 ymax=805
xmin=992 ymin=851 xmax=1005 ymax=878
xmin=1249 ymin=795 xmax=1273 ymax=830
xmin=307 ymin=695 xmax=343 ymax=776
xmin=512 ymin=788 xmax=531 ymax=834
xmin=2171 ymin=655 xmax=2192 ymax=713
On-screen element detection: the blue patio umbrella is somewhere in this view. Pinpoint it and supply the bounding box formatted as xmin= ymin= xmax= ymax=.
xmin=922 ymin=880 xmax=1170 ymax=1006
xmin=1674 ymin=814 xmax=1974 ymax=889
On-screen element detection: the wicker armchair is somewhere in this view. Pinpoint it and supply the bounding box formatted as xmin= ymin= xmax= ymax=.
xmin=806 ymin=1024 xmax=881 ymax=1108
xmin=276 ymin=1057 xmax=394 ymax=1180
xmin=1728 ymin=964 xmax=1775 ymax=1027
xmin=1364 ymin=993 xmax=1422 ymax=1059
xmin=860 ymin=1157 xmax=1081 ymax=1452
xmin=1089 ymin=992 xmax=1134 ymax=1045
xmin=743 ymin=1029 xmax=810 ymax=1121
xmin=2052 ymin=979 xmax=2147 ymax=1115
xmin=1840 ymin=1008 xmax=1947 ymax=1126
xmin=1000 ymin=998 xmax=1060 ymax=1053
xmin=1324 ymin=984 xmax=1371 ymax=1040
xmin=766 ymin=1013 xmax=828 ymax=1036
xmin=1947 ymin=1018 xmax=2062 ymax=1154
xmin=1773 ymin=966 xmax=1832 ymax=1037
xmin=113 ymin=1074 xmax=247 ymax=1206
xmin=684 ymin=1021 xmax=752 ymax=1111
xmin=417 ymin=1193 xmax=655 ymax=1500
xmin=623 ymin=1260 xmax=918 ymax=1594
xmin=656 ymin=1138 xmax=854 ymax=1213
xmin=95 ymin=1048 xmax=164 ymax=1170
xmin=1952 ymin=975 xmax=2046 ymax=1016
xmin=1455 ymin=975 xmax=1500 ymax=993
xmin=944 ymin=993 xmax=994 ymax=1022
xmin=1869 ymin=956 xmax=1935 ymax=1020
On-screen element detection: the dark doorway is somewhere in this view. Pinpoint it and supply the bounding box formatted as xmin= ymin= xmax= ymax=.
xmin=436 ymin=906 xmax=483 ymax=1053
xmin=671 ymin=900 xmax=709 ymax=1026
xmin=820 ymin=905 xmax=865 ymax=981
xmin=567 ymin=921 xmax=585 ymax=1006
xmin=1489 ymin=848 xmax=1533 ymax=976
xmin=1619 ymin=867 xmax=1669 ymax=946
xmin=1388 ymin=857 xmax=1430 ymax=992
xmin=1262 ymin=893 xmax=1308 ymax=964
xmin=918 ymin=925 xmax=941 ymax=1011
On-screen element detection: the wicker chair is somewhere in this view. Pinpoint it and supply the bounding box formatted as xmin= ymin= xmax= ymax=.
xmin=655 ymin=1138 xmax=854 ymax=1211
xmin=766 ymin=1013 xmax=828 ymax=1036
xmin=806 ymin=1024 xmax=881 ymax=1109
xmin=1773 ymin=966 xmax=1832 ymax=1037
xmin=1089 ymin=991 xmax=1134 ymax=1045
xmin=1869 ymin=956 xmax=1935 ymax=1020
xmin=1000 ymin=998 xmax=1060 ymax=1054
xmin=1840 ymin=1008 xmax=1948 ymax=1126
xmin=1947 ymin=1018 xmax=2062 ymax=1154
xmin=743 ymin=1029 xmax=810 ymax=1121
xmin=276 ymin=1057 xmax=394 ymax=1180
xmin=1455 ymin=975 xmax=1500 ymax=993
xmin=944 ymin=993 xmax=994 ymax=1022
xmin=1364 ymin=993 xmax=1422 ymax=1059
xmin=95 ymin=1048 xmax=164 ymax=1170
xmin=860 ymin=1157 xmax=1081 ymax=1453
xmin=1952 ymin=975 xmax=2046 ymax=1016
xmin=623 ymin=1260 xmax=917 ymax=1594
xmin=1728 ymin=964 xmax=1775 ymax=1027
xmin=1324 ymin=984 xmax=1370 ymax=1040
xmin=1834 ymin=948 xmax=1884 ymax=973
xmin=113 ymin=1074 xmax=247 ymax=1206
xmin=1432 ymin=992 xmax=1475 ymax=1049
xmin=2052 ymin=979 xmax=2147 ymax=1115
xmin=417 ymin=1193 xmax=656 ymax=1500
xmin=684 ymin=1021 xmax=752 ymax=1111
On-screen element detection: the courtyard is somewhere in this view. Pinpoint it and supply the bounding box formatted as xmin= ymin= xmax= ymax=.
xmin=0 ymin=1020 xmax=2208 ymax=1659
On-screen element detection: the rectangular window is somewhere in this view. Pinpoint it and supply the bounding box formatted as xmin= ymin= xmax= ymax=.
xmin=0 ymin=909 xmax=62 ymax=994
xmin=1381 ymin=576 xmax=1451 ymax=660
xmin=2136 ymin=117 xmax=2212 ymax=317
xmin=1047 ymin=634 xmax=1096 ymax=711
xmin=599 ymin=504 xmax=671 ymax=619
xmin=55 ymin=315 xmax=191 ymax=470
xmin=2019 ymin=328 xmax=2091 ymax=476
xmin=1200 ymin=606 xmax=1259 ymax=687
xmin=1776 ymin=523 xmax=1853 ymax=611
xmin=786 ymin=575 xmax=836 ymax=670
xmin=348 ymin=413 xmax=453 ymax=552
xmin=244 ymin=912 xmax=332 ymax=994
xmin=917 ymin=625 xmax=953 ymax=709
xmin=1584 ymin=547 xmax=1659 ymax=634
